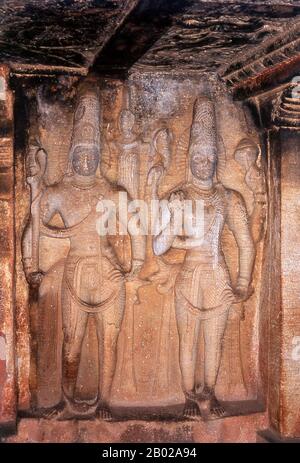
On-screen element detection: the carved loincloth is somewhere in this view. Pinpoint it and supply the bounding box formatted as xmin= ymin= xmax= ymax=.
xmin=175 ymin=259 xmax=235 ymax=320
xmin=63 ymin=255 xmax=124 ymax=314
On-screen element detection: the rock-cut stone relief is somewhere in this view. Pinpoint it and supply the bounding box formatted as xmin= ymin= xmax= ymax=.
xmin=22 ymin=79 xmax=138 ymax=420
xmin=153 ymin=97 xmax=259 ymax=419
xmin=22 ymin=77 xmax=267 ymax=421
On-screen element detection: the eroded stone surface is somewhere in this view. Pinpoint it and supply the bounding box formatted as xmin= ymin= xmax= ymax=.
xmin=11 ymin=72 xmax=267 ymax=425
xmin=2 ymin=413 xmax=267 ymax=443
xmin=0 ymin=1 xmax=300 ymax=444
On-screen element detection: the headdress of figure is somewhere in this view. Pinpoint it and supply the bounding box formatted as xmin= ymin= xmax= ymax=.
xmin=234 ymin=137 xmax=260 ymax=171
xmin=67 ymin=79 xmax=100 ymax=175
xmin=186 ymin=96 xmax=224 ymax=182
xmin=117 ymin=86 xmax=135 ymax=135
xmin=151 ymin=127 xmax=173 ymax=170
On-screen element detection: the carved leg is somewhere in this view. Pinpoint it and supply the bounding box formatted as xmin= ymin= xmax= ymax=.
xmin=62 ymin=307 xmax=88 ymax=402
xmin=95 ymin=290 xmax=125 ymax=420
xmin=175 ymin=300 xmax=201 ymax=418
xmin=199 ymin=310 xmax=228 ymax=420
xmin=45 ymin=301 xmax=89 ymax=420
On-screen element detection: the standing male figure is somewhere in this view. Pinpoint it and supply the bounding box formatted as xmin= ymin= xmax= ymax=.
xmin=153 ymin=97 xmax=255 ymax=419
xmin=22 ymin=79 xmax=137 ymax=420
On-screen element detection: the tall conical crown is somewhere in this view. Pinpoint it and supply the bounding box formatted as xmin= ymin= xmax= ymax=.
xmin=186 ymin=96 xmax=219 ymax=182
xmin=190 ymin=96 xmax=217 ymax=151
xmin=69 ymin=79 xmax=100 ymax=160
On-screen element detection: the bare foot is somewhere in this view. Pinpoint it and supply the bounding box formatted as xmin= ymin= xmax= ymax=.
xmin=43 ymin=403 xmax=73 ymax=421
xmin=42 ymin=401 xmax=66 ymax=420
xmin=44 ymin=400 xmax=97 ymax=420
xmin=183 ymin=399 xmax=201 ymax=421
xmin=193 ymin=387 xmax=227 ymax=421
xmin=209 ymin=395 xmax=226 ymax=419
xmin=96 ymin=403 xmax=113 ymax=421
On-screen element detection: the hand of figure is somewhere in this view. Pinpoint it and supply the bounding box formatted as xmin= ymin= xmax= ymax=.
xmin=173 ymin=236 xmax=203 ymax=250
xmin=147 ymin=165 xmax=164 ymax=186
xmin=126 ymin=259 xmax=144 ymax=281
xmin=27 ymin=271 xmax=44 ymax=289
xmin=105 ymin=123 xmax=115 ymax=141
xmin=234 ymin=283 xmax=254 ymax=303
xmin=169 ymin=190 xmax=185 ymax=202
xmin=169 ymin=190 xmax=185 ymax=214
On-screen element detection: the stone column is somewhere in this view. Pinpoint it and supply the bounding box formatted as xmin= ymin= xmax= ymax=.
xmin=259 ymin=126 xmax=300 ymax=442
xmin=277 ymin=128 xmax=300 ymax=438
xmin=0 ymin=65 xmax=16 ymax=433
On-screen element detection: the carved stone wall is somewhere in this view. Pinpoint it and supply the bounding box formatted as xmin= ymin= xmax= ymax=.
xmin=9 ymin=72 xmax=268 ymax=426
xmin=0 ymin=65 xmax=16 ymax=433
xmin=1 ymin=0 xmax=300 ymax=445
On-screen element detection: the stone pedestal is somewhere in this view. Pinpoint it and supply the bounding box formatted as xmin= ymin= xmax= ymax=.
xmin=3 ymin=414 xmax=267 ymax=443
xmin=257 ymin=429 xmax=300 ymax=443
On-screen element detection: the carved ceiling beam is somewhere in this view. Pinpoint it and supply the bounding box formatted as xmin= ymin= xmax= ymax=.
xmin=91 ymin=0 xmax=193 ymax=75
xmin=9 ymin=62 xmax=88 ymax=77
xmin=272 ymin=83 xmax=300 ymax=129
xmin=221 ymin=20 xmax=300 ymax=99
xmin=0 ymin=0 xmax=139 ymax=76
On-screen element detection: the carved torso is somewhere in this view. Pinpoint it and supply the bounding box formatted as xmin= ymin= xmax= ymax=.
xmin=40 ymin=176 xmax=124 ymax=311
xmin=174 ymin=182 xmax=252 ymax=315
xmin=181 ymin=183 xmax=227 ymax=265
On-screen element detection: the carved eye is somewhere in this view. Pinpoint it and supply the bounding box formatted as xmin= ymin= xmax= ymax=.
xmin=193 ymin=155 xmax=203 ymax=162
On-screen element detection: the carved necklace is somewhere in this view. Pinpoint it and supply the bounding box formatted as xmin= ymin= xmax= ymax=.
xmin=70 ymin=176 xmax=97 ymax=190
xmin=70 ymin=178 xmax=103 ymax=210
xmin=186 ymin=183 xmax=221 ymax=207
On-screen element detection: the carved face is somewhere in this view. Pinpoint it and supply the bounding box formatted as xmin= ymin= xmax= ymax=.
xmin=235 ymin=146 xmax=258 ymax=171
xmin=189 ymin=145 xmax=217 ymax=181
xmin=72 ymin=146 xmax=99 ymax=176
xmin=119 ymin=109 xmax=135 ymax=134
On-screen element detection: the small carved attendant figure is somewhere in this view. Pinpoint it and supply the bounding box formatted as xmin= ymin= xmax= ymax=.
xmin=153 ymin=97 xmax=255 ymax=420
xmin=22 ymin=80 xmax=133 ymax=420
xmin=115 ymin=104 xmax=146 ymax=274
xmin=234 ymin=138 xmax=267 ymax=244
xmin=139 ymin=128 xmax=172 ymax=280
xmin=117 ymin=108 xmax=139 ymax=200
